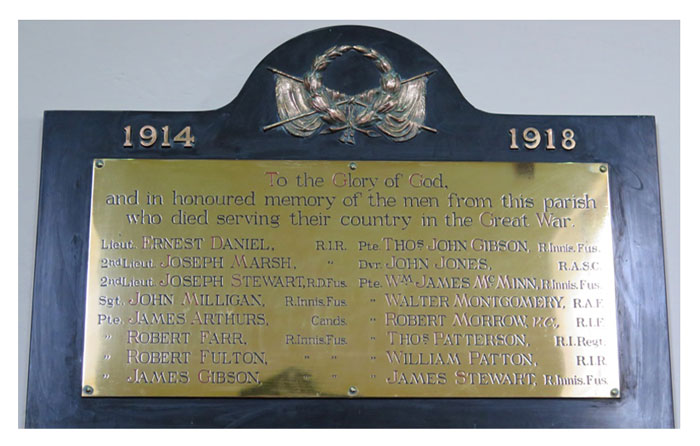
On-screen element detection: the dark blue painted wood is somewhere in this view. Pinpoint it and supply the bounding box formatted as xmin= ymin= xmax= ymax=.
xmin=26 ymin=25 xmax=673 ymax=428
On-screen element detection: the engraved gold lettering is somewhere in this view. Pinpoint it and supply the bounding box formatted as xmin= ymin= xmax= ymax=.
xmin=83 ymin=160 xmax=617 ymax=398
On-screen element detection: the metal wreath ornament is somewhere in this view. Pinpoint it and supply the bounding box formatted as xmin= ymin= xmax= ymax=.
xmin=264 ymin=45 xmax=437 ymax=144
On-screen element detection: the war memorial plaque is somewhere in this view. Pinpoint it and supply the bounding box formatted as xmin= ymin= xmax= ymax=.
xmin=83 ymin=159 xmax=618 ymax=398
xmin=27 ymin=26 xmax=673 ymax=426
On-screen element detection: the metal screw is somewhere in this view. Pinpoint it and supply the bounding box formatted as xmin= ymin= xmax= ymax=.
xmin=600 ymin=165 xmax=607 ymax=173
xmin=348 ymin=162 xmax=357 ymax=170
xmin=83 ymin=385 xmax=94 ymax=395
xmin=348 ymin=386 xmax=359 ymax=396
xmin=95 ymin=160 xmax=104 ymax=168
xmin=610 ymin=388 xmax=619 ymax=397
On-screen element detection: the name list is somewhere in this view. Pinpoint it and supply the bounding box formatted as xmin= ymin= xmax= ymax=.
xmin=81 ymin=160 xmax=620 ymax=398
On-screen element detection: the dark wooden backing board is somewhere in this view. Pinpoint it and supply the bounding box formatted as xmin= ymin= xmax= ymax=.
xmin=26 ymin=25 xmax=673 ymax=428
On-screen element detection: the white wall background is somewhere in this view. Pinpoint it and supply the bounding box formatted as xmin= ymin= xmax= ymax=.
xmin=18 ymin=20 xmax=680 ymax=427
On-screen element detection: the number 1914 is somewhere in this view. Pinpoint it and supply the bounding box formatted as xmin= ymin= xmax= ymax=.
xmin=123 ymin=125 xmax=195 ymax=149
xmin=509 ymin=128 xmax=576 ymax=151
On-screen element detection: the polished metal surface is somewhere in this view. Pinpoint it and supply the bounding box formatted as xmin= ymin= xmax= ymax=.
xmin=82 ymin=159 xmax=619 ymax=398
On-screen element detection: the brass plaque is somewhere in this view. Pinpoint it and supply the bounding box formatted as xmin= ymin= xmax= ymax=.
xmin=82 ymin=159 xmax=620 ymax=398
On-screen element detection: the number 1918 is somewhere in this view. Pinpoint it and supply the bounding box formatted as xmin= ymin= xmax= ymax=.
xmin=509 ymin=128 xmax=576 ymax=151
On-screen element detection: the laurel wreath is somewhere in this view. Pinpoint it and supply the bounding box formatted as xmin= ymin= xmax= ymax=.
xmin=302 ymin=45 xmax=401 ymax=133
